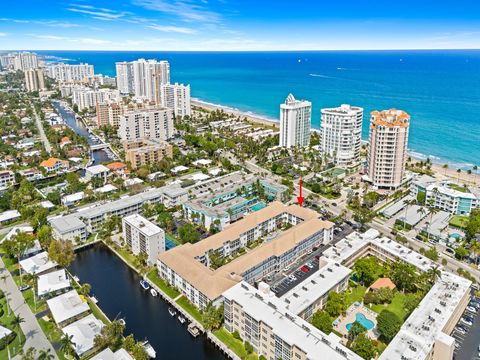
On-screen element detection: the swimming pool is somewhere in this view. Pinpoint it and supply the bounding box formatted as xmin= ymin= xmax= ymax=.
xmin=251 ymin=202 xmax=267 ymax=212
xmin=346 ymin=313 xmax=375 ymax=331
xmin=451 ymin=233 xmax=462 ymax=239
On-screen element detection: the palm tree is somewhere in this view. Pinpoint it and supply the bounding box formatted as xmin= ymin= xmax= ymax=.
xmin=37 ymin=348 xmax=54 ymax=360
xmin=60 ymin=334 xmax=76 ymax=360
xmin=427 ymin=265 xmax=442 ymax=285
xmin=11 ymin=315 xmax=25 ymax=342
xmin=31 ymin=272 xmax=39 ymax=313
xmin=79 ymin=283 xmax=91 ymax=296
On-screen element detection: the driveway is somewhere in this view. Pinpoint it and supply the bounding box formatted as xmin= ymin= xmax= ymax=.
xmin=0 ymin=258 xmax=58 ymax=359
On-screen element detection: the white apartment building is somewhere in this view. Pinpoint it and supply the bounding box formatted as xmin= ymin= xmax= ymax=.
xmin=122 ymin=214 xmax=165 ymax=265
xmin=118 ymin=108 xmax=174 ymax=141
xmin=0 ymin=54 xmax=15 ymax=70
xmin=46 ymin=63 xmax=94 ymax=82
xmin=25 ymin=68 xmax=46 ymax=92
xmin=367 ymin=109 xmax=410 ymax=189
xmin=115 ymin=61 xmax=134 ymax=94
xmin=116 ymin=59 xmax=170 ymax=101
xmin=159 ymin=83 xmax=191 ymax=118
xmin=85 ymin=164 xmax=110 ymax=184
xmin=320 ymin=104 xmax=363 ymax=168
xmin=411 ymin=175 xmax=479 ymax=216
xmin=223 ymin=282 xmax=361 ymax=360
xmin=0 ymin=170 xmax=15 ymax=189
xmin=13 ymin=52 xmax=39 ymax=71
xmin=279 ymin=93 xmax=311 ymax=148
xmin=72 ymin=87 xmax=121 ymax=110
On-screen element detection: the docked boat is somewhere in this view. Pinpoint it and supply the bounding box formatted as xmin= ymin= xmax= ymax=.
xmin=140 ymin=279 xmax=150 ymax=290
xmin=142 ymin=340 xmax=156 ymax=358
xmin=188 ymin=323 xmax=200 ymax=337
xmin=178 ymin=315 xmax=186 ymax=324
xmin=119 ymin=318 xmax=126 ymax=326
xmin=168 ymin=307 xmax=176 ymax=317
xmin=150 ymin=288 xmax=158 ymax=297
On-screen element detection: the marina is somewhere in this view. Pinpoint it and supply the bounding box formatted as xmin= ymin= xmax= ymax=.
xmin=68 ymin=243 xmax=227 ymax=360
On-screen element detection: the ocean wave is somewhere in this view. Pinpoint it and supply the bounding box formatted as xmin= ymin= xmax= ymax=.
xmin=408 ymin=150 xmax=477 ymax=171
xmin=309 ymin=73 xmax=335 ymax=79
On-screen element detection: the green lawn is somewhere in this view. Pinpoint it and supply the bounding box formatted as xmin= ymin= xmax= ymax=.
xmin=449 ymin=215 xmax=469 ymax=229
xmin=344 ymin=284 xmax=367 ymax=307
xmin=213 ymin=327 xmax=258 ymax=360
xmin=0 ymin=298 xmax=26 ymax=359
xmin=146 ymin=268 xmax=180 ymax=299
xmin=448 ymin=183 xmax=468 ymax=193
xmin=370 ymin=292 xmax=409 ymax=321
xmin=176 ymin=296 xmax=203 ymax=324
xmin=112 ymin=245 xmax=140 ymax=270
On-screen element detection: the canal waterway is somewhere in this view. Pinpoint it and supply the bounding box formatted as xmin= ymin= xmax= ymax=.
xmin=51 ymin=100 xmax=111 ymax=164
xmin=69 ymin=244 xmax=226 ymax=360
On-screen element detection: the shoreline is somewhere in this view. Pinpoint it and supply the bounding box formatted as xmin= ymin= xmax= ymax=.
xmin=192 ymin=98 xmax=478 ymax=174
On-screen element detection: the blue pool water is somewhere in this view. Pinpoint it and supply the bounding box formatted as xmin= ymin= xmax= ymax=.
xmin=165 ymin=234 xmax=177 ymax=250
xmin=346 ymin=313 xmax=375 ymax=331
xmin=251 ymin=202 xmax=267 ymax=212
xmin=451 ymin=233 xmax=462 ymax=239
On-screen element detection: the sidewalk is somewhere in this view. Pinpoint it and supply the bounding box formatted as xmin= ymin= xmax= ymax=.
xmin=0 ymin=258 xmax=58 ymax=359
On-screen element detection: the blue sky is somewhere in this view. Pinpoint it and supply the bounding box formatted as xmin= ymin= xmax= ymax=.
xmin=1 ymin=0 xmax=480 ymax=50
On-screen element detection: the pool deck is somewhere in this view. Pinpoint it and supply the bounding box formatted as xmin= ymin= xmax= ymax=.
xmin=334 ymin=303 xmax=379 ymax=340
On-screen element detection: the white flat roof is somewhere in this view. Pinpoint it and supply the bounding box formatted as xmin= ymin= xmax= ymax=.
xmin=47 ymin=289 xmax=90 ymax=325
xmin=192 ymin=159 xmax=212 ymax=166
xmin=2 ymin=226 xmax=34 ymax=243
xmin=40 ymin=200 xmax=55 ymax=209
xmin=0 ymin=209 xmax=21 ymax=222
xmin=124 ymin=177 xmax=143 ymax=186
xmin=62 ymin=191 xmax=85 ymax=203
xmin=382 ymin=196 xmax=414 ymax=218
xmin=223 ymin=282 xmax=361 ymax=360
xmin=38 ymin=269 xmax=71 ymax=297
xmin=123 ymin=214 xmax=163 ymax=237
xmin=86 ymin=164 xmax=110 ymax=174
xmin=191 ymin=173 xmax=210 ymax=181
xmin=281 ymin=260 xmax=352 ymax=315
xmin=0 ymin=325 xmax=12 ymax=340
xmin=19 ymin=251 xmax=57 ymax=275
xmin=62 ymin=314 xmax=104 ymax=356
xmin=379 ymin=272 xmax=471 ymax=360
xmin=94 ymin=184 xmax=117 ymax=193
xmin=90 ymin=348 xmax=134 ymax=360
xmin=171 ymin=165 xmax=189 ymax=173
xmin=397 ymin=204 xmax=428 ymax=226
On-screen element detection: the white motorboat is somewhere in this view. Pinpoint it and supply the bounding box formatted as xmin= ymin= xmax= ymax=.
xmin=150 ymin=288 xmax=158 ymax=297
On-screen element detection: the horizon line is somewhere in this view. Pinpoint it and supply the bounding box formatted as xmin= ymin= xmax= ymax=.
xmin=2 ymin=48 xmax=480 ymax=52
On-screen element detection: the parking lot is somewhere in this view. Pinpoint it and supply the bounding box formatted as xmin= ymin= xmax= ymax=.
xmin=452 ymin=293 xmax=480 ymax=359
xmin=269 ymin=223 xmax=354 ymax=297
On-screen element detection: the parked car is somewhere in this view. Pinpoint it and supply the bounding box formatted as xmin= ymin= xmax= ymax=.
xmin=19 ymin=285 xmax=31 ymax=292
xmin=315 ymin=255 xmax=321 ymax=260
xmin=284 ymin=265 xmax=291 ymax=272
xmin=300 ymin=266 xmax=309 ymax=273
xmin=306 ymin=262 xmax=314 ymax=269
xmin=288 ymin=274 xmax=297 ymax=281
xmin=466 ymin=306 xmax=477 ymax=313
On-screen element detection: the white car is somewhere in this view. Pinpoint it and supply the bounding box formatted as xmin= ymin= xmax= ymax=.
xmin=283 ymin=265 xmax=291 ymax=272
xmin=288 ymin=275 xmax=297 ymax=282
xmin=467 ymin=306 xmax=477 ymax=313
xmin=461 ymin=317 xmax=473 ymax=326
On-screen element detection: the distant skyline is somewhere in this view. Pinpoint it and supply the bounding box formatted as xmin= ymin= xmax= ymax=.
xmin=1 ymin=0 xmax=480 ymax=51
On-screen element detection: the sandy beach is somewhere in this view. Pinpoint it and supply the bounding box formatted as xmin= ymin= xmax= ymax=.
xmin=192 ymin=98 xmax=279 ymax=128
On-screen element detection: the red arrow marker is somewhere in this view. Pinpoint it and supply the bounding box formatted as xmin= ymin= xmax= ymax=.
xmin=297 ymin=179 xmax=304 ymax=207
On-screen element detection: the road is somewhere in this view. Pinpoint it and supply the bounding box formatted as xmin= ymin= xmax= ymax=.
xmin=0 ymin=258 xmax=58 ymax=359
xmin=33 ymin=107 xmax=52 ymax=154
xmin=237 ymin=157 xmax=480 ymax=282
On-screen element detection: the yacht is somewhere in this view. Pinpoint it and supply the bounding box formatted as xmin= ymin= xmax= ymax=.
xmin=168 ymin=307 xmax=176 ymax=317
xmin=140 ymin=279 xmax=150 ymax=290
xmin=150 ymin=288 xmax=158 ymax=297
xmin=142 ymin=340 xmax=156 ymax=358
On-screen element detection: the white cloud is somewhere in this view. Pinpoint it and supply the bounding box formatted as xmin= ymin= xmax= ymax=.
xmin=133 ymin=0 xmax=222 ymax=24
xmin=148 ymin=24 xmax=196 ymax=34
xmin=0 ymin=32 xmax=7 ymax=37
xmin=29 ymin=34 xmax=111 ymax=45
xmin=67 ymin=4 xmax=130 ymax=21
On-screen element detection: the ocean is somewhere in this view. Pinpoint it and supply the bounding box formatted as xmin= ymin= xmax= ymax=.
xmin=36 ymin=50 xmax=480 ymax=168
